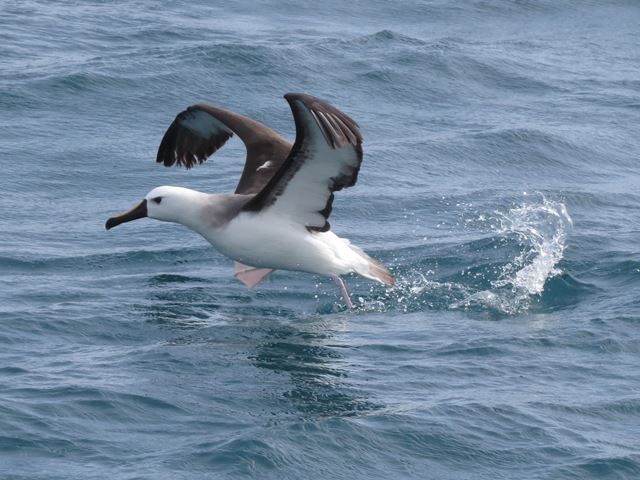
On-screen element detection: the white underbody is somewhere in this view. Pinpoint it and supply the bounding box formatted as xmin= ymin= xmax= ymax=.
xmin=141 ymin=188 xmax=385 ymax=286
xmin=199 ymin=211 xmax=372 ymax=279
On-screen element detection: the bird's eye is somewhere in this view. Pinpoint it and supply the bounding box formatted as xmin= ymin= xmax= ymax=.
xmin=152 ymin=197 xmax=162 ymax=204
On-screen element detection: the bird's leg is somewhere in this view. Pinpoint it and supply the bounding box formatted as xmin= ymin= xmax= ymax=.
xmin=332 ymin=275 xmax=355 ymax=311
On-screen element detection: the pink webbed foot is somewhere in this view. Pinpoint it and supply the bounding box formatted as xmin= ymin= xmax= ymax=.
xmin=234 ymin=262 xmax=274 ymax=288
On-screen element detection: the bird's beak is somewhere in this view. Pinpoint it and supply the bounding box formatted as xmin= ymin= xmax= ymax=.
xmin=105 ymin=199 xmax=147 ymax=230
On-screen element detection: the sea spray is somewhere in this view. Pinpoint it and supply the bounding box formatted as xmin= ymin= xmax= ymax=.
xmin=493 ymin=196 xmax=572 ymax=294
xmin=359 ymin=195 xmax=572 ymax=315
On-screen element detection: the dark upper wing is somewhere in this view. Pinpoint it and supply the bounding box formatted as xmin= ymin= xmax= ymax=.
xmin=156 ymin=103 xmax=292 ymax=195
xmin=242 ymin=93 xmax=363 ymax=232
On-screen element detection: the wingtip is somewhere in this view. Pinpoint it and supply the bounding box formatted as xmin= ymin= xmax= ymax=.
xmin=284 ymin=92 xmax=318 ymax=104
xmin=283 ymin=92 xmax=302 ymax=107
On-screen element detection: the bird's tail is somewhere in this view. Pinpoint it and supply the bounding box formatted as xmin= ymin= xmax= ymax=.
xmin=346 ymin=242 xmax=395 ymax=286
xmin=364 ymin=256 xmax=395 ymax=286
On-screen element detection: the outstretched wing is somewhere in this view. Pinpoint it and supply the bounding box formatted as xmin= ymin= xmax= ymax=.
xmin=242 ymin=93 xmax=362 ymax=232
xmin=156 ymin=104 xmax=292 ymax=195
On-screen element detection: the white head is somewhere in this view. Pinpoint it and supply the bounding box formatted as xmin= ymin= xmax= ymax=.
xmin=105 ymin=186 xmax=206 ymax=230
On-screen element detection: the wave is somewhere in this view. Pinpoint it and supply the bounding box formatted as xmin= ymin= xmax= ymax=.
xmin=4 ymin=25 xmax=570 ymax=119
xmin=470 ymin=128 xmax=578 ymax=156
xmin=116 ymin=28 xmax=562 ymax=104
xmin=309 ymin=30 xmax=559 ymax=96
xmin=314 ymin=29 xmax=429 ymax=49
xmin=561 ymin=457 xmax=640 ymax=479
xmin=0 ymin=246 xmax=215 ymax=272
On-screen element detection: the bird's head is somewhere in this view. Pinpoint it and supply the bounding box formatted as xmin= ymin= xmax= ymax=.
xmin=105 ymin=186 xmax=203 ymax=230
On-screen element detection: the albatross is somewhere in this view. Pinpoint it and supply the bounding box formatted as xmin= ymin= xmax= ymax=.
xmin=105 ymin=93 xmax=394 ymax=309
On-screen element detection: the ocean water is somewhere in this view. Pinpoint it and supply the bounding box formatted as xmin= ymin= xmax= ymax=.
xmin=1 ymin=1 xmax=639 ymax=478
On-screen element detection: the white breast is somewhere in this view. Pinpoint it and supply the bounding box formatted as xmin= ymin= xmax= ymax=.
xmin=201 ymin=211 xmax=361 ymax=276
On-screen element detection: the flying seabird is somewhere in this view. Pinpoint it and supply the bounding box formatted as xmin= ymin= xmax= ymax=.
xmin=105 ymin=93 xmax=394 ymax=309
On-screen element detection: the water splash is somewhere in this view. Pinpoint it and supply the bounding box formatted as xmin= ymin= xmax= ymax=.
xmin=358 ymin=195 xmax=572 ymax=315
xmin=461 ymin=195 xmax=572 ymax=314
xmin=357 ymin=270 xmax=471 ymax=314
xmin=494 ymin=197 xmax=572 ymax=294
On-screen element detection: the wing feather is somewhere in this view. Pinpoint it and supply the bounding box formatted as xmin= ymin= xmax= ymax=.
xmin=156 ymin=104 xmax=291 ymax=194
xmin=242 ymin=93 xmax=363 ymax=232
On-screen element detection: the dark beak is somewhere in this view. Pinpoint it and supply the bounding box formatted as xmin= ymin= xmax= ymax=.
xmin=105 ymin=199 xmax=147 ymax=230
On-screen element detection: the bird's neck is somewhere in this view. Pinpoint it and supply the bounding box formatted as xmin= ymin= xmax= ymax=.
xmin=168 ymin=189 xmax=212 ymax=233
xmin=175 ymin=192 xmax=250 ymax=238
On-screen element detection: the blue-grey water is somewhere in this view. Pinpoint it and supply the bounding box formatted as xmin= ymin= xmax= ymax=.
xmin=1 ymin=1 xmax=639 ymax=478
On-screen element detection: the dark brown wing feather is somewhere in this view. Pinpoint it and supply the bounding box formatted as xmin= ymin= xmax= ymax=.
xmin=156 ymin=104 xmax=291 ymax=195
xmin=243 ymin=93 xmax=363 ymax=232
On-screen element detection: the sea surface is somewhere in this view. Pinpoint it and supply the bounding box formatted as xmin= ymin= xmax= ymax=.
xmin=1 ymin=1 xmax=639 ymax=478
